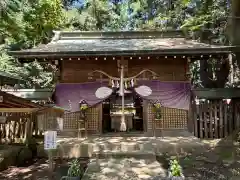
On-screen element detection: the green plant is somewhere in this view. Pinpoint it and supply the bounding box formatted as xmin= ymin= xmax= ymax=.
xmin=154 ymin=103 xmax=161 ymax=109
xmin=169 ymin=158 xmax=182 ymax=177
xmin=154 ymin=103 xmax=162 ymax=119
xmin=67 ymin=159 xmax=82 ymax=177
xmin=80 ymin=104 xmax=88 ymax=111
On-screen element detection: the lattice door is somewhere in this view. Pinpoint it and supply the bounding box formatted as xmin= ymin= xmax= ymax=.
xmin=155 ymin=107 xmax=187 ymax=129
xmin=86 ymin=106 xmax=99 ymax=133
xmin=147 ymin=103 xmax=188 ymax=130
xmin=147 ymin=103 xmax=154 ymax=130
xmin=63 ymin=112 xmax=78 ymax=130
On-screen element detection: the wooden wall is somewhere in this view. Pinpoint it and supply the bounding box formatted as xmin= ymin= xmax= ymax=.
xmin=128 ymin=58 xmax=187 ymax=81
xmin=61 ymin=59 xmax=118 ymax=83
xmin=60 ymin=57 xmax=187 ymax=83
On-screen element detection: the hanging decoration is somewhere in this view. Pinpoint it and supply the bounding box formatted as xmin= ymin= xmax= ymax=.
xmin=135 ymin=85 xmax=152 ymax=97
xmin=88 ymin=68 xmax=158 ymax=132
xmin=79 ymin=100 xmax=88 ymax=111
xmin=95 ymin=86 xmax=113 ymax=99
xmin=88 ymin=69 xmax=159 ymax=89
xmin=153 ymin=102 xmax=162 ymax=120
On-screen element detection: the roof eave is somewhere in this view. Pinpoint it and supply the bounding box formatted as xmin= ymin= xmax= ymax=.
xmin=9 ymin=46 xmax=235 ymax=58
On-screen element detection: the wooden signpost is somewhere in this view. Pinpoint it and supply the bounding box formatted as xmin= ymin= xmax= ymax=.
xmin=44 ymin=130 xmax=57 ymax=176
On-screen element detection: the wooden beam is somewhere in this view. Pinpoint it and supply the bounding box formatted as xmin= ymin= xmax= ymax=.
xmin=0 ymin=104 xmax=16 ymax=108
xmin=193 ymin=88 xmax=240 ymax=99
xmin=0 ymin=108 xmax=38 ymax=113
xmin=1 ymin=100 xmax=28 ymax=108
xmin=0 ymin=90 xmax=42 ymax=108
xmin=5 ymin=97 xmax=40 ymax=108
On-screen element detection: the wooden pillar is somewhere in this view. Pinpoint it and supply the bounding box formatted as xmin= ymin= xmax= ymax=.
xmin=25 ymin=113 xmax=32 ymax=140
xmin=98 ymin=103 xmax=102 ymax=134
xmin=142 ymin=100 xmax=148 ymax=133
xmin=188 ymin=92 xmax=194 ymax=134
xmin=186 ymin=57 xmax=194 ymax=134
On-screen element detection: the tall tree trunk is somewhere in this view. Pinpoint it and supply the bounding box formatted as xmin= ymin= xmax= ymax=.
xmin=230 ymin=0 xmax=240 ymax=67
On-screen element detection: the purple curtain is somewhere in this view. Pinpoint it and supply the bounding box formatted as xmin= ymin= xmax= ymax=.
xmin=135 ymin=80 xmax=191 ymax=110
xmin=54 ymin=82 xmax=109 ymax=112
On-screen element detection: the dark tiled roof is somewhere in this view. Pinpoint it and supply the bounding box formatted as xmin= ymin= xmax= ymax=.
xmin=1 ymin=89 xmax=52 ymax=100
xmin=0 ymin=71 xmax=25 ymax=85
xmin=9 ymin=30 xmax=234 ymax=57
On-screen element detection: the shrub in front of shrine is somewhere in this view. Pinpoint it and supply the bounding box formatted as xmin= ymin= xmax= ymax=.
xmin=61 ymin=159 xmax=83 ymax=180
xmin=168 ymin=157 xmax=185 ymax=180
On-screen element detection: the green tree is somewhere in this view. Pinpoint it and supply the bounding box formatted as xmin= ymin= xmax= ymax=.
xmin=0 ymin=0 xmax=65 ymax=88
xmin=0 ymin=0 xmax=236 ymax=88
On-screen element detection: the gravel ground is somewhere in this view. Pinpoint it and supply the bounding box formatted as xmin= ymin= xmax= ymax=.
xmin=0 ymin=159 xmax=51 ymax=180
xmin=0 ymin=154 xmax=240 ymax=180
xmin=1 ymin=135 xmax=240 ymax=180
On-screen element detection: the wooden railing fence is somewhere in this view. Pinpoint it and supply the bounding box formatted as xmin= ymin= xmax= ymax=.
xmin=191 ymin=99 xmax=240 ymax=139
xmin=0 ymin=112 xmax=39 ymax=143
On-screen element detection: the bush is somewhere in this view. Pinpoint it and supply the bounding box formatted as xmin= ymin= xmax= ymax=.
xmin=168 ymin=157 xmax=184 ymax=179
xmin=67 ymin=159 xmax=82 ymax=177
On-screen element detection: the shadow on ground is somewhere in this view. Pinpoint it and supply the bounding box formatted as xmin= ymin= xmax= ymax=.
xmin=0 ymin=159 xmax=50 ymax=180
xmin=0 ymin=131 xmax=240 ymax=180
xmin=153 ymin=131 xmax=240 ymax=180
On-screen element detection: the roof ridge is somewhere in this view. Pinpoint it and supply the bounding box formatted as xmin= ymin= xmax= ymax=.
xmin=51 ymin=30 xmax=185 ymax=41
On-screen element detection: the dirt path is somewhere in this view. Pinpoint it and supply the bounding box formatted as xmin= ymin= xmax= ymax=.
xmin=0 ymin=148 xmax=240 ymax=180
xmin=1 ymin=133 xmax=240 ymax=180
xmin=0 ymin=159 xmax=51 ymax=180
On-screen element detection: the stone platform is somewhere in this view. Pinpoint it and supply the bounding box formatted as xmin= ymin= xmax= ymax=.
xmin=34 ymin=131 xmax=224 ymax=180
xmin=37 ymin=130 xmax=207 ymax=159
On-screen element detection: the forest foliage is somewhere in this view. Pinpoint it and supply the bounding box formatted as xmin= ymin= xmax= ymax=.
xmin=0 ymin=0 xmax=234 ymax=88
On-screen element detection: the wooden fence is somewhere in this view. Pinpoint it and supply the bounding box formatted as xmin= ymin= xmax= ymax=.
xmin=0 ymin=112 xmax=38 ymax=143
xmin=191 ymin=99 xmax=240 ymax=139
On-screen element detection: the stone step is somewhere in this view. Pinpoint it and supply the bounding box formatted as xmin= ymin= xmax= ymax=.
xmin=92 ymin=151 xmax=156 ymax=159
xmin=82 ymin=158 xmax=167 ymax=180
xmin=91 ymin=141 xmax=154 ymax=152
xmin=53 ymin=137 xmax=156 ymax=158
xmin=54 ymin=143 xmax=156 ymax=159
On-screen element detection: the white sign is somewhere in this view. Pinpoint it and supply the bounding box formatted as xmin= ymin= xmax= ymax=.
xmin=44 ymin=131 xmax=57 ymax=150
xmin=0 ymin=116 xmax=7 ymax=123
xmin=57 ymin=117 xmax=63 ymax=131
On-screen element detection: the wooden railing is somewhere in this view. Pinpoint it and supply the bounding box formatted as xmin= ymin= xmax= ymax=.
xmin=0 ymin=112 xmax=37 ymax=143
xmin=191 ymin=99 xmax=240 ymax=139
